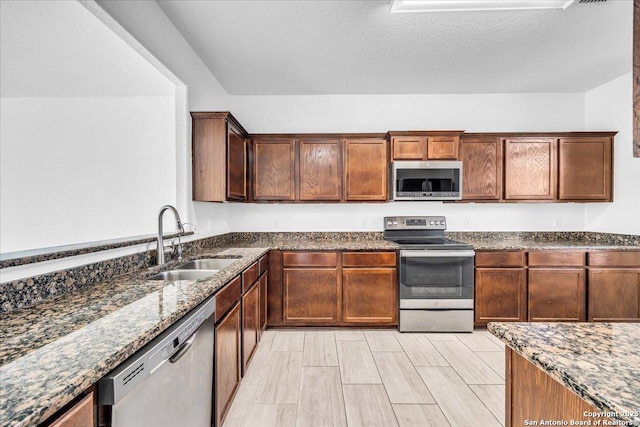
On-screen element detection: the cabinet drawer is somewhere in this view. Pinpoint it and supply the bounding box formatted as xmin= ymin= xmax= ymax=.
xmin=588 ymin=251 xmax=640 ymax=267
xmin=528 ymin=251 xmax=585 ymax=267
xmin=476 ymin=251 xmax=525 ymax=268
xmin=242 ymin=262 xmax=259 ymax=292
xmin=283 ymin=252 xmax=338 ymax=267
xmin=342 ymin=252 xmax=397 ymax=268
xmin=216 ymin=276 xmax=241 ymax=322
xmin=259 ymin=255 xmax=268 ymax=275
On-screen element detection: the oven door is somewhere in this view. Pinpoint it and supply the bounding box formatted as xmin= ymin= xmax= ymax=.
xmin=399 ymin=250 xmax=475 ymax=309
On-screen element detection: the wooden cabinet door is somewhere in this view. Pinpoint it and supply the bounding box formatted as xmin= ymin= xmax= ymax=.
xmin=475 ymin=268 xmax=526 ymax=326
xmin=242 ymin=282 xmax=259 ymax=374
xmin=461 ymin=136 xmax=503 ymax=200
xmin=504 ymin=137 xmax=557 ymax=200
xmin=391 ymin=136 xmax=426 ymax=160
xmin=192 ymin=117 xmax=226 ymax=202
xmin=283 ymin=268 xmax=338 ymax=324
xmin=259 ymin=273 xmax=268 ymax=333
xmin=298 ymin=139 xmax=342 ymax=201
xmin=528 ymin=269 xmax=586 ymax=321
xmin=215 ymin=303 xmax=241 ymax=427
xmin=427 ymin=136 xmax=459 ymax=160
xmin=344 ymin=138 xmax=388 ymax=201
xmin=253 ymin=140 xmax=295 ymax=200
xmin=227 ymin=125 xmax=246 ymax=200
xmin=50 ymin=392 xmax=94 ymax=427
xmin=588 ymin=269 xmax=640 ymax=321
xmin=342 ymin=268 xmax=397 ymax=324
xmin=558 ymin=137 xmax=612 ymax=201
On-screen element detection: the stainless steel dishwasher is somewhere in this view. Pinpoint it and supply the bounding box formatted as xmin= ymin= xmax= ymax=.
xmin=98 ymin=296 xmax=216 ymax=427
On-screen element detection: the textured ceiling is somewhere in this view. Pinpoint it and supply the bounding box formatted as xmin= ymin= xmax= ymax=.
xmin=0 ymin=0 xmax=173 ymax=98
xmin=157 ymin=0 xmax=632 ymax=95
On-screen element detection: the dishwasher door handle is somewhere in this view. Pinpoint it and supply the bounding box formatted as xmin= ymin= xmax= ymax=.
xmin=169 ymin=333 xmax=196 ymax=364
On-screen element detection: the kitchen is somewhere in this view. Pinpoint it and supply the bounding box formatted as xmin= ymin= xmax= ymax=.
xmin=1 ymin=0 xmax=639 ymax=426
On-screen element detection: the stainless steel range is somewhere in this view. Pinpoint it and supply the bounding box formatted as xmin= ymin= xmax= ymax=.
xmin=384 ymin=216 xmax=475 ymax=333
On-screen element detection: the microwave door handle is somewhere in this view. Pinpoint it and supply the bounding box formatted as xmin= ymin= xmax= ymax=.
xmin=400 ymin=250 xmax=476 ymax=258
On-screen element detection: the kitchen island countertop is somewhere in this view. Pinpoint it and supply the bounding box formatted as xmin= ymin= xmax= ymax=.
xmin=489 ymin=321 xmax=640 ymax=426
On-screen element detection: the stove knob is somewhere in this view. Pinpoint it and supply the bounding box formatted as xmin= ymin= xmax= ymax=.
xmin=386 ymin=221 xmax=392 ymax=227
xmin=439 ymin=220 xmax=445 ymax=225
xmin=429 ymin=221 xmax=435 ymax=225
xmin=393 ymin=221 xmax=398 ymax=226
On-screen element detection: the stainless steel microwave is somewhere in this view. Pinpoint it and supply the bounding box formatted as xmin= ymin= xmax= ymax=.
xmin=391 ymin=161 xmax=463 ymax=201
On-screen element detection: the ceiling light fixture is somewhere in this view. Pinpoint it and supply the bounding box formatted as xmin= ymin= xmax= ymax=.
xmin=389 ymin=0 xmax=576 ymax=13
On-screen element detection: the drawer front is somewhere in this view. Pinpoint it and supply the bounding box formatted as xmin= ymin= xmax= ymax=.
xmin=259 ymin=255 xmax=268 ymax=275
xmin=242 ymin=262 xmax=259 ymax=292
xmin=216 ymin=275 xmax=241 ymax=322
xmin=588 ymin=251 xmax=640 ymax=267
xmin=476 ymin=251 xmax=525 ymax=268
xmin=528 ymin=251 xmax=585 ymax=267
xmin=342 ymin=252 xmax=397 ymax=268
xmin=282 ymin=252 xmax=338 ymax=268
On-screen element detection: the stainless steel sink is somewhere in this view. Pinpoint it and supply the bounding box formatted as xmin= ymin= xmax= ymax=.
xmin=178 ymin=258 xmax=238 ymax=270
xmin=148 ymin=269 xmax=219 ymax=281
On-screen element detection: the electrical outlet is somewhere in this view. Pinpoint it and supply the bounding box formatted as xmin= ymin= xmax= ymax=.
xmin=553 ymin=217 xmax=562 ymax=227
xmin=361 ymin=219 xmax=367 ymax=228
xmin=273 ymin=220 xmax=279 ymax=229
xmin=464 ymin=218 xmax=471 ymax=228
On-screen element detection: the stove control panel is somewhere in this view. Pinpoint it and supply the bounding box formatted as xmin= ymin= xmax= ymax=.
xmin=384 ymin=216 xmax=447 ymax=230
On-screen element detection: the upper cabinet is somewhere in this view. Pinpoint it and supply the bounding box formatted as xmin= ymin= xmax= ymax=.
xmin=344 ymin=138 xmax=388 ymax=201
xmin=390 ymin=131 xmax=463 ymax=161
xmin=191 ymin=112 xmax=248 ymax=202
xmin=298 ymin=139 xmax=342 ymax=201
xmin=460 ymin=135 xmax=503 ymax=200
xmin=190 ymin=113 xmax=616 ymax=205
xmin=558 ymin=137 xmax=612 ymax=201
xmin=461 ymin=132 xmax=615 ymax=203
xmin=251 ymin=135 xmax=389 ymax=202
xmin=252 ymin=139 xmax=296 ymax=201
xmin=504 ymin=137 xmax=557 ymax=200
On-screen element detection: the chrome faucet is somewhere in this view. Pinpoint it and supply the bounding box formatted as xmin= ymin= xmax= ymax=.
xmin=157 ymin=205 xmax=185 ymax=265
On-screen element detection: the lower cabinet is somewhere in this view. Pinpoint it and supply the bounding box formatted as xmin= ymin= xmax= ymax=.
xmin=342 ymin=268 xmax=397 ymax=324
xmin=214 ymin=303 xmax=241 ymax=427
xmin=50 ymin=391 xmax=95 ymax=427
xmin=242 ymin=281 xmax=260 ymax=373
xmin=259 ymin=273 xmax=268 ymax=334
xmin=527 ymin=251 xmax=586 ymax=322
xmin=475 ymin=268 xmax=526 ymax=326
xmin=528 ymin=269 xmax=586 ymax=321
xmin=278 ymin=251 xmax=398 ymax=326
xmin=475 ymin=249 xmax=640 ymax=325
xmin=588 ymin=269 xmax=640 ymax=321
xmin=284 ymin=268 xmax=339 ymax=323
xmin=474 ymin=251 xmax=526 ymax=327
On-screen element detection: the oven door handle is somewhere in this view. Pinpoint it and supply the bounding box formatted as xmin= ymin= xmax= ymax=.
xmin=400 ymin=250 xmax=475 ymax=258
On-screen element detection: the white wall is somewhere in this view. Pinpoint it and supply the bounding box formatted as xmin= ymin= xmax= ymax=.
xmin=0 ymin=96 xmax=176 ymax=253
xmin=585 ymin=73 xmax=640 ymax=235
xmin=229 ymin=93 xmax=585 ymax=134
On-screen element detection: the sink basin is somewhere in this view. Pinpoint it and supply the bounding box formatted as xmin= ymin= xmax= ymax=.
xmin=178 ymin=258 xmax=238 ymax=270
xmin=148 ymin=269 xmax=219 ymax=281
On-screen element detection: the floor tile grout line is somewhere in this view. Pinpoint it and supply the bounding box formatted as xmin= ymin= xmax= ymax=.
xmin=468 ymin=384 xmax=505 ymax=426
xmin=431 ymin=338 xmax=505 ymax=386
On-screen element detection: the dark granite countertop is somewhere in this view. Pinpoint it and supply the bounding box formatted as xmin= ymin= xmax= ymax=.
xmin=488 ymin=322 xmax=640 ymax=425
xmin=0 ymin=235 xmax=398 ymax=427
xmin=448 ymin=231 xmax=640 ymax=251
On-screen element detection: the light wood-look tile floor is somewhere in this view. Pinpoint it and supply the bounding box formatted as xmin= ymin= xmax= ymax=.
xmin=224 ymin=329 xmax=505 ymax=427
